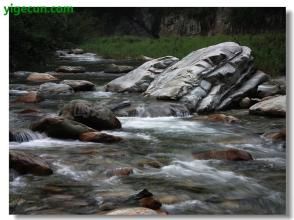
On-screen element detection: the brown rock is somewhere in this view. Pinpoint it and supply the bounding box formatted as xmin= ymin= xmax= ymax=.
xmin=10 ymin=150 xmax=53 ymax=176
xmin=139 ymin=197 xmax=162 ymax=210
xmin=263 ymin=128 xmax=286 ymax=141
xmin=105 ymin=167 xmax=133 ymax=177
xmin=192 ymin=149 xmax=253 ymax=161
xmin=106 ymin=207 xmax=158 ymax=215
xmin=15 ymin=91 xmax=38 ymax=103
xmin=26 ymin=73 xmax=57 ymax=82
xmin=18 ymin=108 xmax=41 ymax=114
xmin=207 ymin=114 xmax=241 ymax=123
xmin=79 ymin=132 xmax=122 ymax=143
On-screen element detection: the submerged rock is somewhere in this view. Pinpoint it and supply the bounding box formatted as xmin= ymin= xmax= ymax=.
xmin=10 ymin=150 xmax=53 ymax=176
xmin=105 ymin=167 xmax=133 ymax=177
xmin=105 ymin=56 xmax=179 ymax=92
xmin=139 ymin=197 xmax=162 ymax=210
xmin=17 ymin=108 xmax=41 ymax=114
xmin=106 ymin=207 xmax=158 ymax=215
xmin=79 ymin=131 xmax=122 ymax=143
xmin=31 ymin=116 xmax=95 ymax=139
xmin=37 ymin=83 xmax=74 ymax=100
xmin=55 ymin=66 xmax=86 ymax=73
xmin=192 ymin=149 xmax=253 ymax=161
xmin=59 ymin=99 xmax=121 ymax=130
xmin=104 ymin=64 xmax=134 ymax=73
xmin=263 ymin=128 xmax=286 ymax=141
xmin=26 ymin=73 xmax=58 ymax=82
xmin=60 ymin=80 xmax=96 ymax=92
xmin=193 ymin=113 xmax=240 ymax=124
xmin=249 ymin=95 xmax=286 ymax=117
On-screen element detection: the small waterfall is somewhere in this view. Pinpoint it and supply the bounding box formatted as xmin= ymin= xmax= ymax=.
xmin=9 ymin=129 xmax=46 ymax=142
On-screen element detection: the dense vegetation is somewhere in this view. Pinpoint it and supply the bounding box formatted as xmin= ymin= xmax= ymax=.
xmin=10 ymin=7 xmax=285 ymax=75
xmin=80 ymin=33 xmax=285 ymax=76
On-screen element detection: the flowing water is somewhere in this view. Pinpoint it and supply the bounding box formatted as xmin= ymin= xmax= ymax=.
xmin=9 ymin=53 xmax=286 ymax=214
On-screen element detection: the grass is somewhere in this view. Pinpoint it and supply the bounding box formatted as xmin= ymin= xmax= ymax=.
xmin=79 ymin=33 xmax=285 ymax=76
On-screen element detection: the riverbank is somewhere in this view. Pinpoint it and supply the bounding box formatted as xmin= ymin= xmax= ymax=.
xmin=79 ymin=33 xmax=285 ymax=77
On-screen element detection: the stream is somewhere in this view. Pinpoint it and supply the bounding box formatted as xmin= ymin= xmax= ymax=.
xmin=9 ymin=52 xmax=286 ymax=214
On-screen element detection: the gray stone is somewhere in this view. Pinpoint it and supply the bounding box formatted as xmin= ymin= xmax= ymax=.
xmin=55 ymin=66 xmax=86 ymax=73
xmin=37 ymin=83 xmax=74 ymax=100
xmin=105 ymin=56 xmax=179 ymax=93
xmin=249 ymin=95 xmax=286 ymax=117
xmin=59 ymin=99 xmax=121 ymax=130
xmin=104 ymin=64 xmax=134 ymax=73
xmin=60 ymin=80 xmax=96 ymax=91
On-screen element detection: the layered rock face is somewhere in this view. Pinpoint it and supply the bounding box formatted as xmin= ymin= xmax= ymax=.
xmin=105 ymin=56 xmax=179 ymax=93
xmin=105 ymin=42 xmax=269 ymax=114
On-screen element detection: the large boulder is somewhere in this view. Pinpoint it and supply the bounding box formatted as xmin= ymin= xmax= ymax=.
xmin=192 ymin=149 xmax=253 ymax=161
xmin=10 ymin=150 xmax=53 ymax=176
xmin=31 ymin=116 xmax=95 ymax=139
xmin=104 ymin=64 xmax=134 ymax=73
xmin=37 ymin=83 xmax=74 ymax=100
xmin=249 ymin=95 xmax=286 ymax=117
xmin=142 ymin=42 xmax=268 ymax=113
xmin=59 ymin=99 xmax=121 ymax=130
xmin=60 ymin=80 xmax=96 ymax=92
xmin=55 ymin=66 xmax=86 ymax=73
xmin=105 ymin=56 xmax=179 ymax=93
xmin=106 ymin=207 xmax=158 ymax=216
xmin=26 ymin=73 xmax=58 ymax=82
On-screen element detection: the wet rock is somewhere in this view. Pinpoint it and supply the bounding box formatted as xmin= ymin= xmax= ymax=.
xmin=108 ymin=100 xmax=131 ymax=112
xmin=115 ymin=102 xmax=190 ymax=117
xmin=71 ymin=48 xmax=84 ymax=54
xmin=192 ymin=148 xmax=253 ymax=161
xmin=257 ymin=83 xmax=280 ymax=98
xmin=17 ymin=108 xmax=41 ymax=114
xmin=239 ymin=97 xmax=251 ymax=108
xmin=137 ymin=159 xmax=162 ymax=168
xmin=105 ymin=167 xmax=133 ymax=177
xmin=55 ymin=65 xmax=86 ymax=73
xmin=79 ymin=131 xmax=122 ymax=143
xmin=10 ymin=150 xmax=53 ymax=176
xmin=142 ymin=42 xmax=268 ymax=113
xmin=26 ymin=73 xmax=58 ymax=82
xmin=139 ymin=197 xmax=162 ymax=210
xmin=263 ymin=128 xmax=286 ymax=141
xmin=249 ymin=95 xmax=286 ymax=117
xmin=131 ymin=189 xmax=153 ymax=200
xmin=104 ymin=64 xmax=134 ymax=73
xmin=60 ymin=80 xmax=96 ymax=92
xmin=59 ymin=99 xmax=121 ymax=130
xmin=15 ymin=91 xmax=38 ymax=103
xmin=106 ymin=207 xmax=158 ymax=215
xmin=105 ymin=56 xmax=179 ymax=92
xmin=31 ymin=116 xmax=95 ymax=139
xmin=193 ymin=113 xmax=240 ymax=124
xmin=37 ymin=83 xmax=74 ymax=100
xmin=158 ymin=194 xmax=190 ymax=204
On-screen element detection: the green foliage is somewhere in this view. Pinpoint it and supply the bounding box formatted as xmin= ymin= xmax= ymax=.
xmin=79 ymin=33 xmax=285 ymax=76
